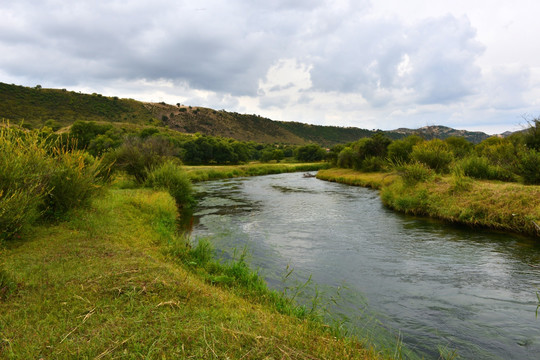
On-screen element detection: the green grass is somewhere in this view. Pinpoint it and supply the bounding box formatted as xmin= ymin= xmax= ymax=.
xmin=317 ymin=168 xmax=540 ymax=237
xmin=0 ymin=188 xmax=382 ymax=359
xmin=316 ymin=168 xmax=398 ymax=189
xmin=185 ymin=162 xmax=330 ymax=182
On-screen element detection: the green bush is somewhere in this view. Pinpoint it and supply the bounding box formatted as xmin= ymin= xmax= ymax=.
xmin=387 ymin=135 xmax=422 ymax=163
xmin=445 ymin=136 xmax=473 ymax=159
xmin=295 ymin=144 xmax=326 ymax=162
xmin=519 ymin=150 xmax=540 ymax=184
xmin=113 ymin=137 xmax=176 ymax=183
xmin=411 ymin=139 xmax=454 ymax=173
xmin=0 ymin=125 xmax=107 ymax=239
xmin=41 ymin=148 xmax=105 ymax=219
xmin=458 ymin=156 xmax=516 ymax=182
xmin=524 ymin=118 xmax=540 ymax=151
xmin=337 ymin=147 xmax=356 ymax=168
xmin=0 ymin=127 xmax=50 ymax=240
xmin=398 ymin=162 xmax=433 ymax=186
xmin=145 ymin=160 xmax=194 ymax=207
xmin=360 ymin=156 xmax=387 ymax=172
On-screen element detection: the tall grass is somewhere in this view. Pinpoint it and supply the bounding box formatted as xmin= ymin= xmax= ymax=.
xmin=0 ymin=125 xmax=106 ymax=240
xmin=145 ymin=160 xmax=194 ymax=207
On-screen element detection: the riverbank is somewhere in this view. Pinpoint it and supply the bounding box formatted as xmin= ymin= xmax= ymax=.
xmin=317 ymin=168 xmax=540 ymax=237
xmin=185 ymin=162 xmax=329 ymax=182
xmin=0 ymin=188 xmax=382 ymax=359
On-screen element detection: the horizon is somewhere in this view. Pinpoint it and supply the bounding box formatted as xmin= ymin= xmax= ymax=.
xmin=1 ymin=1 xmax=538 ymax=135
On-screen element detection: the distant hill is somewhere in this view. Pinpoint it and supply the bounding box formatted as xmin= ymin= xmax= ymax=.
xmin=390 ymin=125 xmax=490 ymax=144
xmin=0 ymin=82 xmax=492 ymax=145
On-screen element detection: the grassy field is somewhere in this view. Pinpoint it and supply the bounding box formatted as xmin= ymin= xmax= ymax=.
xmin=0 ymin=188 xmax=383 ymax=359
xmin=317 ymin=168 xmax=540 ymax=237
xmin=185 ymin=162 xmax=329 ymax=182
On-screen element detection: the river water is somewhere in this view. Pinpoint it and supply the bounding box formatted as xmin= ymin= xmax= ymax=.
xmin=186 ymin=172 xmax=540 ymax=359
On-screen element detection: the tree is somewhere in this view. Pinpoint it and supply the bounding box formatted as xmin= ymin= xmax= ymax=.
xmin=295 ymin=144 xmax=326 ymax=162
xmin=524 ymin=118 xmax=540 ymax=151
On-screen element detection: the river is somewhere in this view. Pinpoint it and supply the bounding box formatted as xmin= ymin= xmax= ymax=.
xmin=185 ymin=172 xmax=540 ymax=359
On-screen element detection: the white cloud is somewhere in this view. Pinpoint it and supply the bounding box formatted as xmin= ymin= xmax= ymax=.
xmin=0 ymin=0 xmax=538 ymax=133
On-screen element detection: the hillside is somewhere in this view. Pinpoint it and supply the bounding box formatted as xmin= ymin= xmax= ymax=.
xmin=0 ymin=82 xmax=155 ymax=127
xmin=1 ymin=82 xmax=491 ymax=145
xmin=391 ymin=125 xmax=490 ymax=143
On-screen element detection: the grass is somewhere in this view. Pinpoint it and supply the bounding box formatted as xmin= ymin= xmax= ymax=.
xmin=317 ymin=168 xmax=540 ymax=237
xmin=185 ymin=162 xmax=330 ymax=182
xmin=0 ymin=188 xmax=383 ymax=359
xmin=316 ymin=168 xmax=398 ymax=189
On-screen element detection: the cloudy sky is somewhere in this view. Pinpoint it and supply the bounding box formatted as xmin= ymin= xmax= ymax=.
xmin=1 ymin=0 xmax=538 ymax=134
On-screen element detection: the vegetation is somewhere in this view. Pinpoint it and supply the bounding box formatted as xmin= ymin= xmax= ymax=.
xmin=0 ymin=188 xmax=382 ymax=359
xmin=0 ymin=125 xmax=107 ymax=241
xmin=319 ymin=119 xmax=540 ymax=237
xmin=0 ymin=82 xmax=155 ymax=129
xmin=317 ymin=168 xmax=540 ymax=237
xmin=1 ymin=82 xmax=492 ymax=147
xmin=0 ymin=122 xmax=382 ymax=358
xmin=329 ymin=121 xmax=540 ymax=186
xmin=184 ymin=163 xmax=329 ymax=182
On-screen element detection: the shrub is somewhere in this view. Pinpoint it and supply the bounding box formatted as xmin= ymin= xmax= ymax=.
xmin=523 ymin=118 xmax=540 ymax=151
xmin=387 ymin=137 xmax=419 ymax=163
xmin=519 ymin=150 xmax=540 ymax=184
xmin=0 ymin=127 xmax=50 ymax=240
xmin=295 ymin=144 xmax=326 ymax=162
xmin=0 ymin=125 xmax=107 ymax=238
xmin=41 ymin=147 xmax=105 ymax=219
xmin=411 ymin=139 xmax=454 ymax=173
xmin=458 ymin=156 xmax=516 ymax=182
xmin=475 ymin=137 xmax=518 ymax=168
xmin=145 ymin=160 xmax=194 ymax=207
xmin=337 ymin=147 xmax=356 ymax=168
xmin=360 ymin=156 xmax=387 ymax=172
xmin=445 ymin=136 xmax=473 ymax=159
xmin=398 ymin=162 xmax=433 ymax=186
xmin=113 ymin=137 xmax=176 ymax=183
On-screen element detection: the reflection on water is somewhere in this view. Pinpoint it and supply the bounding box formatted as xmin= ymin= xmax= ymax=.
xmin=187 ymin=173 xmax=540 ymax=359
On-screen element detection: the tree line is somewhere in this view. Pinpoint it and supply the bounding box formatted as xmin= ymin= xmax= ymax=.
xmin=327 ymin=119 xmax=540 ymax=185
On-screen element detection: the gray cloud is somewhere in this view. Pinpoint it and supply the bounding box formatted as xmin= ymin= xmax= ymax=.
xmin=0 ymin=0 xmax=537 ymax=133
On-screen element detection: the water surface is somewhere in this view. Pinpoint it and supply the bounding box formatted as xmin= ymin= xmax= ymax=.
xmin=187 ymin=173 xmax=540 ymax=359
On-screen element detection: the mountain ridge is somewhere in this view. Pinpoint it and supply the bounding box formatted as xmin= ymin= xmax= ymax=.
xmin=1 ymin=82 xmax=494 ymax=145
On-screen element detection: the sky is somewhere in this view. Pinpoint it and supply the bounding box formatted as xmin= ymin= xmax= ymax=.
xmin=1 ymin=0 xmax=539 ymax=134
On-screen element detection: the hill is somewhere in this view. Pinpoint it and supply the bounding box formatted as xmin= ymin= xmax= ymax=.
xmin=0 ymin=82 xmax=491 ymax=145
xmin=391 ymin=125 xmax=490 ymax=143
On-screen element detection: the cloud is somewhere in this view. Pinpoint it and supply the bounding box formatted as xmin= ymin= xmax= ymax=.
xmin=0 ymin=0 xmax=537 ymax=133
xmin=305 ymin=14 xmax=484 ymax=106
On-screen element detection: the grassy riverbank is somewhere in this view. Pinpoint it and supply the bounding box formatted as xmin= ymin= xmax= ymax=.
xmin=317 ymin=168 xmax=540 ymax=237
xmin=185 ymin=162 xmax=329 ymax=182
xmin=0 ymin=188 xmax=382 ymax=359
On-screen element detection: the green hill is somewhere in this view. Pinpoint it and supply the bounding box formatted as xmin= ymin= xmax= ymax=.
xmin=0 ymin=82 xmax=156 ymax=128
xmin=0 ymin=82 xmax=491 ymax=145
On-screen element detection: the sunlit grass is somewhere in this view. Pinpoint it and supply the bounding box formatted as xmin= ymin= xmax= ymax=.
xmin=316 ymin=168 xmax=398 ymax=189
xmin=185 ymin=162 xmax=329 ymax=182
xmin=0 ymin=188 xmax=383 ymax=359
xmin=317 ymin=168 xmax=540 ymax=237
